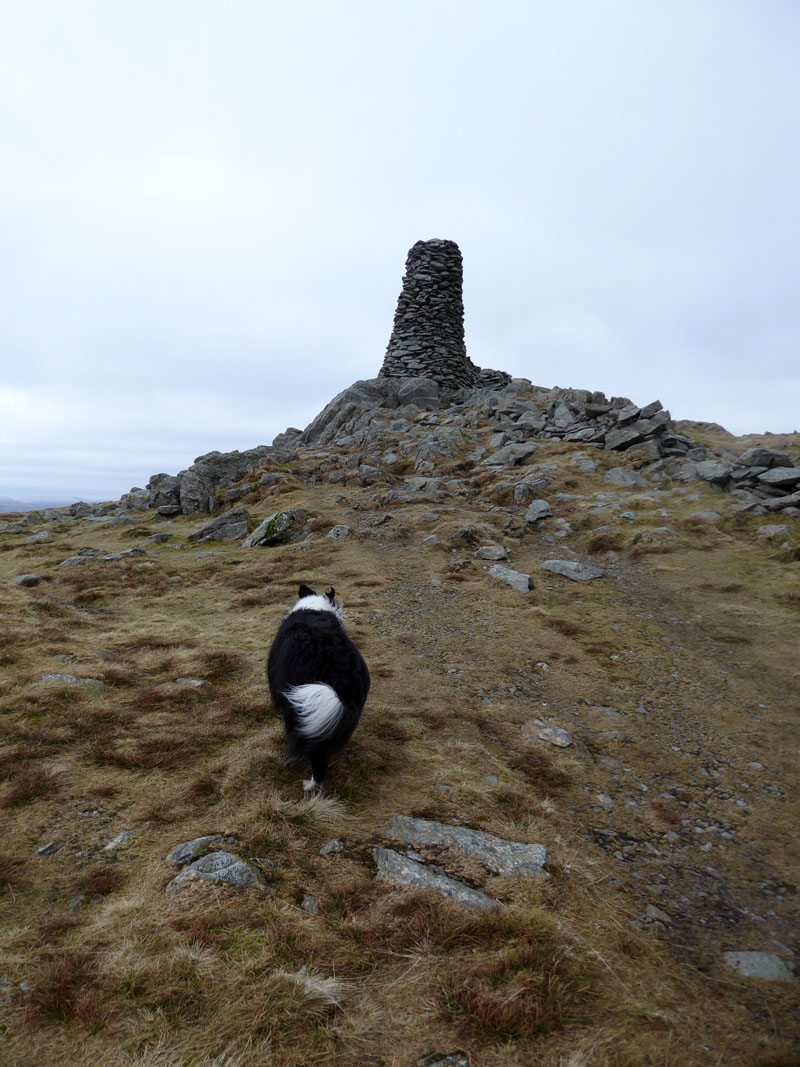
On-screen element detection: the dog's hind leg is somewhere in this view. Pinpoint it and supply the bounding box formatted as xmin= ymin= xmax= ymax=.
xmin=303 ymin=751 xmax=329 ymax=792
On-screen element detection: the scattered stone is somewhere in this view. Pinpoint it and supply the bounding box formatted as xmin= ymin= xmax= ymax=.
xmin=166 ymin=834 xmax=239 ymax=867
xmin=644 ymin=904 xmax=672 ymax=924
xmin=383 ymin=815 xmax=547 ymax=877
xmin=320 ymin=838 xmax=344 ymax=856
xmin=38 ymin=673 xmax=105 ymax=694
xmin=26 ymin=530 xmax=50 ymax=542
xmin=757 ymin=524 xmax=791 ymax=540
xmin=58 ymin=556 xmax=89 ymax=567
xmin=524 ymin=499 xmax=553 ymax=522
xmin=36 ymin=841 xmax=58 ymax=856
xmin=723 ymin=951 xmax=795 ymax=982
xmin=165 ymin=851 xmax=268 ymax=892
xmin=176 ymin=677 xmax=205 ymax=688
xmin=104 ymin=830 xmax=135 ymax=852
xmin=422 ymin=534 xmax=441 ymax=545
xmin=541 ymin=560 xmax=604 ymax=581
xmin=532 ymin=724 xmax=574 ymax=748
xmin=689 ymin=511 xmax=721 ymax=521
xmin=475 ymin=545 xmax=507 ymax=560
xmin=373 ymin=847 xmax=499 ymax=909
xmin=327 ymin=524 xmax=352 ymax=541
xmin=489 ymin=564 xmax=534 ymax=593
xmin=101 ymin=548 xmax=147 ymax=561
xmin=0 ymin=522 xmax=26 ymax=534
xmin=142 ymin=533 xmax=171 ymax=546
xmin=418 ymin=1054 xmax=470 ymax=1067
xmin=14 ymin=574 xmax=40 ymax=587
xmin=300 ymin=894 xmax=320 ymax=915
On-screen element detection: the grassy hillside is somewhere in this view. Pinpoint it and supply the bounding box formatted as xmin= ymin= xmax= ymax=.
xmin=1 ymin=418 xmax=798 ymax=1066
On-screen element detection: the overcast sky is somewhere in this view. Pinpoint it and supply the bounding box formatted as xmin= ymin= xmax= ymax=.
xmin=1 ymin=1 xmax=798 ymax=502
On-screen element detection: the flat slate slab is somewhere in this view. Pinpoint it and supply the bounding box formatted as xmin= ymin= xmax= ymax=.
xmin=383 ymin=815 xmax=547 ymax=877
xmin=541 ymin=559 xmax=604 ymax=581
xmin=373 ymin=847 xmax=499 ymax=909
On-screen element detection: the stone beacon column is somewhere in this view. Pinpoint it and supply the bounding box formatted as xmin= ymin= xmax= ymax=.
xmin=380 ymin=238 xmax=481 ymax=389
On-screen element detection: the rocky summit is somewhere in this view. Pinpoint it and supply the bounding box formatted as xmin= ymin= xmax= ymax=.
xmin=1 ymin=243 xmax=799 ymax=1066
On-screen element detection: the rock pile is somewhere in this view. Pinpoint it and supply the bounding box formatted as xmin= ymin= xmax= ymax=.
xmin=380 ymin=238 xmax=509 ymax=390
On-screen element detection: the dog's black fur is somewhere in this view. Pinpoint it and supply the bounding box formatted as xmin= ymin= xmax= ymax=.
xmin=267 ymin=584 xmax=370 ymax=789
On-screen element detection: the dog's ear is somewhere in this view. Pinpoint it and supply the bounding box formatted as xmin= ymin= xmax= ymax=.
xmin=298 ymin=583 xmax=315 ymax=599
xmin=326 ymin=587 xmax=336 ymax=603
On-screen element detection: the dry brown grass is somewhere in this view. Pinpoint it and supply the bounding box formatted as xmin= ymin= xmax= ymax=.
xmin=0 ymin=435 xmax=798 ymax=1067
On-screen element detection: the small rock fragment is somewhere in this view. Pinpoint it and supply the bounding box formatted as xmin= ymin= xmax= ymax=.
xmin=723 ymin=951 xmax=794 ymax=981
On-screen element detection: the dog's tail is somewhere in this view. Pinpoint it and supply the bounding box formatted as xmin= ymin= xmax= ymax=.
xmin=283 ymin=683 xmax=344 ymax=740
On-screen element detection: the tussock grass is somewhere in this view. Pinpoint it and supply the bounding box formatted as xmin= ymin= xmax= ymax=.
xmin=0 ymin=451 xmax=798 ymax=1067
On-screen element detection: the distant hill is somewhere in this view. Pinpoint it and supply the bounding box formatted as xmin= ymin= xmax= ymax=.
xmin=0 ymin=494 xmax=78 ymax=514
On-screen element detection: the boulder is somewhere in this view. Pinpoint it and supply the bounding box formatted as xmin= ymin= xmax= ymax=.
xmin=243 ymin=508 xmax=308 ymax=548
xmin=187 ymin=507 xmax=251 ymax=543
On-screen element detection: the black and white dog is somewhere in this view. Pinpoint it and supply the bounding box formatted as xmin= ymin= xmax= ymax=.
xmin=267 ymin=584 xmax=370 ymax=791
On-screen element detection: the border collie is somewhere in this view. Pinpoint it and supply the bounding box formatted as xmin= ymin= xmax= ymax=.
xmin=267 ymin=584 xmax=370 ymax=791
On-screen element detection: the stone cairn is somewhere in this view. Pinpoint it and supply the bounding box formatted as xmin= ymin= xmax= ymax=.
xmin=381 ymin=239 xmax=507 ymax=389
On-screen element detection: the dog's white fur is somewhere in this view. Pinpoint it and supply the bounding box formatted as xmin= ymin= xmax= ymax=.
xmin=284 ymin=683 xmax=344 ymax=741
xmin=288 ymin=593 xmax=343 ymax=620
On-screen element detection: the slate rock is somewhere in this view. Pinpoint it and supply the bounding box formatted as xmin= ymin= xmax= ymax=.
xmin=541 ymin=560 xmax=604 ymax=581
xmin=475 ymin=545 xmax=508 ymax=560
xmin=737 ymin=448 xmax=792 ymax=468
xmin=383 ymin=815 xmax=547 ymax=877
xmin=39 ymin=673 xmax=105 ymax=694
xmin=418 ymin=1054 xmax=470 ymax=1067
xmin=104 ymin=830 xmax=135 ymax=852
xmin=188 ymin=506 xmax=251 ymax=544
xmin=604 ymin=467 xmax=647 ymax=488
xmin=0 ymin=522 xmax=27 ymax=534
xmin=534 ymin=724 xmax=574 ymax=748
xmin=166 ymin=834 xmax=239 ymax=867
xmin=604 ymin=427 xmax=644 ymax=451
xmin=373 ymin=848 xmax=499 ymax=909
xmin=327 ymin=525 xmax=352 ymax=541
xmin=489 ymin=564 xmax=534 ymax=593
xmin=695 ymin=460 xmax=733 ymax=485
xmin=481 ymin=442 xmax=538 ymax=467
xmin=757 ymin=467 xmax=800 ymax=488
xmin=320 ymin=838 xmax=344 ymax=856
xmin=756 ymin=524 xmax=791 ymax=540
xmin=524 ymin=499 xmax=553 ymax=522
xmin=101 ymin=548 xmax=147 ymax=561
xmin=243 ymin=508 xmax=308 ymax=548
xmin=723 ymin=951 xmax=794 ymax=981
xmin=765 ymin=492 xmax=800 ymax=512
xmin=165 ymin=851 xmax=268 ymax=892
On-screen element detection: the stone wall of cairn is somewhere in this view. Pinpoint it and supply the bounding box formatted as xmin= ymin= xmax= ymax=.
xmin=380 ymin=239 xmax=486 ymax=389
